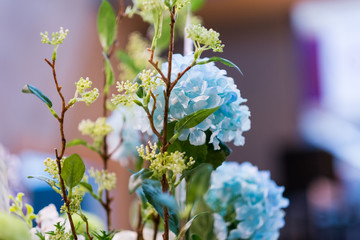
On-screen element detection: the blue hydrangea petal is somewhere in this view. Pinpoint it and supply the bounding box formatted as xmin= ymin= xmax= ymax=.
xmin=205 ymin=162 xmax=289 ymax=239
xmin=213 ymin=214 xmax=228 ymax=240
xmin=139 ymin=53 xmax=251 ymax=149
xmin=178 ymin=128 xmax=190 ymax=141
xmin=189 ymin=129 xmax=206 ymax=146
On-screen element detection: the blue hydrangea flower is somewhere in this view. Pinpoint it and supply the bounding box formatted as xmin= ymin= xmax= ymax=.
xmin=107 ymin=106 xmax=142 ymax=167
xmin=133 ymin=54 xmax=250 ymax=149
xmin=205 ymin=161 xmax=289 ymax=240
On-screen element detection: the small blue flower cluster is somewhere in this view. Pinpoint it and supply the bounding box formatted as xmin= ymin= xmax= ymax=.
xmin=151 ymin=54 xmax=250 ymax=149
xmin=205 ymin=162 xmax=289 ymax=240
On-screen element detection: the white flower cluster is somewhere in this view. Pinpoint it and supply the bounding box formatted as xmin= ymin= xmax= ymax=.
xmin=88 ymin=167 xmax=116 ymax=194
xmin=78 ymin=117 xmax=113 ymax=148
xmin=137 ymin=142 xmax=194 ymax=186
xmin=111 ymin=80 xmax=139 ymax=106
xmin=187 ymin=24 xmax=224 ymax=57
xmin=40 ymin=27 xmax=69 ymax=46
xmin=44 ymin=157 xmax=62 ymax=180
xmin=139 ymin=69 xmax=164 ymax=92
xmin=60 ymin=195 xmax=83 ymax=215
xmin=69 ymin=77 xmax=99 ymax=106
xmin=173 ymin=0 xmax=191 ymax=11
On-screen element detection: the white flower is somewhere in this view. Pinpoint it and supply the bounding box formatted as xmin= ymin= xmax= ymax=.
xmin=31 ymin=204 xmax=70 ymax=239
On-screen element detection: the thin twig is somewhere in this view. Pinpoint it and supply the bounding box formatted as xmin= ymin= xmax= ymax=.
xmin=46 ymin=58 xmax=78 ymax=240
xmin=148 ymin=49 xmax=168 ymax=83
xmin=84 ymin=217 xmax=94 ymax=240
xmin=99 ymin=0 xmax=127 ymax=228
xmin=152 ymin=213 xmax=160 ymax=240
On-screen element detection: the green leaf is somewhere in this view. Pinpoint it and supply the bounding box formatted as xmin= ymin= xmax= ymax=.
xmin=22 ymin=84 xmax=52 ymax=108
xmin=128 ymin=168 xmax=153 ymax=194
xmin=205 ymin=140 xmax=231 ymax=169
xmin=79 ymin=182 xmax=99 ymax=200
xmin=166 ymin=122 xmax=230 ymax=170
xmin=66 ymin=139 xmax=88 ymax=147
xmin=116 ymin=50 xmax=142 ymax=74
xmin=142 ymin=179 xmax=180 ymax=234
xmin=186 ymin=164 xmax=212 ymax=203
xmin=189 ymin=199 xmax=216 ymax=240
xmin=166 ymin=122 xmax=208 ymax=165
xmin=97 ymin=0 xmax=117 ymax=53
xmin=191 ymin=0 xmax=206 ymax=12
xmin=156 ymin=16 xmax=171 ymax=53
xmin=102 ymin=52 xmax=115 ymax=94
xmin=197 ymin=57 xmax=243 ymax=75
xmin=28 ymin=176 xmax=58 ymax=190
xmin=175 ymin=214 xmax=204 ymax=240
xmin=175 ymin=107 xmax=220 ymax=134
xmin=79 ymin=182 xmax=93 ymax=193
xmin=151 ymin=6 xmax=164 ymax=50
xmin=61 ymin=154 xmax=85 ymax=190
xmin=191 ymin=234 xmax=202 ymax=240
xmin=66 ymin=139 xmax=101 ymax=154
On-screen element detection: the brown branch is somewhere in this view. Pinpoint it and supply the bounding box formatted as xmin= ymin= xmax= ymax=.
xmin=84 ymin=217 xmax=94 ymax=240
xmin=152 ymin=213 xmax=160 ymax=240
xmin=98 ymin=0 xmax=129 ymax=229
xmin=148 ymin=49 xmax=168 ymax=84
xmin=161 ymin=174 xmax=170 ymax=240
xmin=166 ymin=8 xmax=176 ymax=86
xmin=136 ymin=201 xmax=145 ymax=240
xmin=46 ymin=59 xmax=78 ymax=240
xmin=160 ymin=6 xmax=176 ymax=240
xmin=117 ymin=0 xmax=126 ymax=21
xmin=144 ymin=107 xmax=162 ymax=141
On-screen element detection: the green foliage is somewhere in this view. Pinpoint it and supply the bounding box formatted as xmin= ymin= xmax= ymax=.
xmin=197 ymin=57 xmax=243 ymax=75
xmin=27 ymin=176 xmax=60 ymax=193
xmin=174 ymin=106 xmax=220 ymax=134
xmin=102 ymin=52 xmax=115 ymax=94
xmin=167 ymin=122 xmax=231 ymax=170
xmin=128 ymin=168 xmax=153 ymax=194
xmin=189 ymin=199 xmax=216 ymax=240
xmin=191 ymin=0 xmax=206 ymax=12
xmin=92 ymin=230 xmax=117 ymax=240
xmin=156 ymin=16 xmax=171 ymax=53
xmin=22 ymin=84 xmax=52 ymax=108
xmin=79 ymin=182 xmax=100 ymax=200
xmin=175 ymin=213 xmax=204 ymax=240
xmin=97 ymin=0 xmax=117 ymax=53
xmin=0 ymin=212 xmax=32 ymax=240
xmin=185 ymin=164 xmax=212 ymax=203
xmin=66 ymin=138 xmax=101 ymax=155
xmin=61 ymin=154 xmax=85 ymax=194
xmin=141 ymin=179 xmax=180 ymax=234
xmin=70 ymin=212 xmax=106 ymax=237
xmin=116 ymin=50 xmax=142 ymax=75
xmin=191 ymin=234 xmax=202 ymax=240
xmin=35 ymin=231 xmax=46 ymax=240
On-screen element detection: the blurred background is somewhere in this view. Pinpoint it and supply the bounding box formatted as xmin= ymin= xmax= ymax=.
xmin=2 ymin=0 xmax=360 ymax=239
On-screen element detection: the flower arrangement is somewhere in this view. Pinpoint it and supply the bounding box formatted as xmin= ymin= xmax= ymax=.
xmin=0 ymin=1 xmax=289 ymax=240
